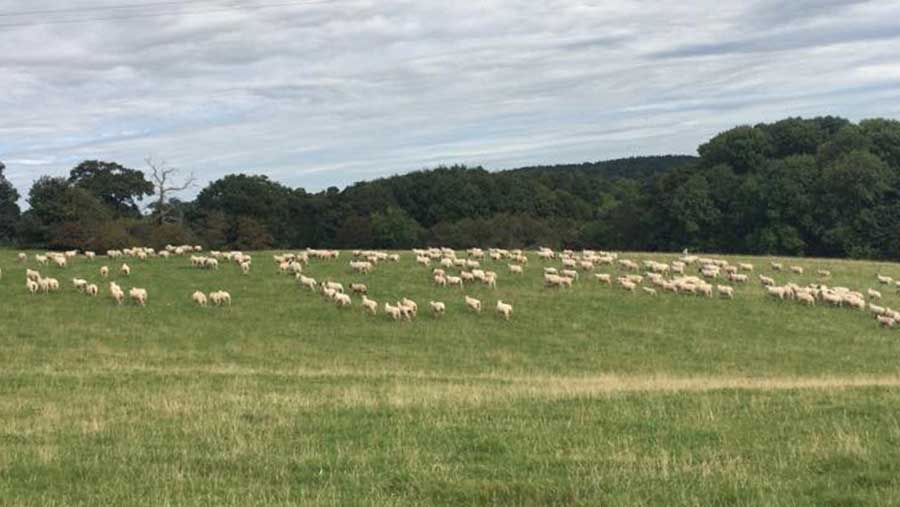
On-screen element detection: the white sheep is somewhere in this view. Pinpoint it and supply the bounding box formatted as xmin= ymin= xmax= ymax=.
xmin=429 ymin=301 xmax=445 ymax=317
xmin=789 ymin=265 xmax=804 ymax=274
xmin=400 ymin=298 xmax=418 ymax=317
xmin=495 ymin=300 xmax=513 ymax=320
xmin=86 ymin=284 xmax=99 ymax=297
xmin=508 ymin=264 xmax=524 ymax=275
xmin=121 ymin=263 xmax=131 ymax=276
xmin=240 ymin=262 xmax=251 ymax=275
xmin=868 ymin=288 xmax=882 ymax=300
xmin=716 ymin=285 xmax=734 ymax=299
xmin=17 ymin=252 xmax=27 ymax=263
xmin=642 ymin=287 xmax=658 ymax=296
xmin=129 ymin=287 xmax=148 ymax=306
xmin=334 ymin=293 xmax=352 ymax=308
xmin=877 ymin=315 xmax=896 ymax=328
xmin=350 ymin=283 xmax=368 ymax=295
xmin=465 ymin=296 xmax=482 ymax=313
xmin=361 ymin=296 xmax=378 ymax=315
xmin=26 ymin=279 xmax=39 ymax=294
xmin=384 ymin=302 xmax=402 ymax=321
xmin=72 ymin=278 xmax=88 ymax=292
xmin=209 ymin=290 xmax=231 ymax=306
xmin=192 ymin=291 xmax=208 ymax=306
xmin=594 ymin=273 xmax=612 ymax=285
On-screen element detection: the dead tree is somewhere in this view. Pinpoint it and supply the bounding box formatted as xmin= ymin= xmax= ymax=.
xmin=146 ymin=157 xmax=195 ymax=224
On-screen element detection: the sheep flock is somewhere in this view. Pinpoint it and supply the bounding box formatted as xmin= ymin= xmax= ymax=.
xmin=5 ymin=245 xmax=900 ymax=331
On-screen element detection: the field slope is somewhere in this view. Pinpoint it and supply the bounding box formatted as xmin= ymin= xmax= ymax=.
xmin=1 ymin=249 xmax=900 ymax=506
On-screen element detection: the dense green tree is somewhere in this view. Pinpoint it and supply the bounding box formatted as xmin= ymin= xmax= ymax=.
xmin=0 ymin=161 xmax=21 ymax=242
xmin=68 ymin=160 xmax=154 ymax=217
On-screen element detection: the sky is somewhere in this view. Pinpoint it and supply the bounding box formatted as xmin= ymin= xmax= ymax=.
xmin=2 ymin=0 xmax=900 ymax=203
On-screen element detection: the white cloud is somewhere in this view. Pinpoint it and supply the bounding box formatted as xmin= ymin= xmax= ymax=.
xmin=1 ymin=0 xmax=899 ymax=201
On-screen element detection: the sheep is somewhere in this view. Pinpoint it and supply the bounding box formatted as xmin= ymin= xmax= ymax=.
xmin=642 ymin=287 xmax=658 ymax=296
xmin=766 ymin=286 xmax=788 ymax=300
xmin=298 ymin=275 xmax=317 ymax=291
xmin=334 ymin=293 xmax=352 ymax=308
xmin=129 ymin=287 xmax=148 ymax=306
xmin=192 ymin=290 xmax=208 ymax=306
xmin=85 ymin=251 xmax=96 ymax=261
xmin=384 ymin=302 xmax=402 ymax=321
xmin=429 ymin=300 xmax=446 ymax=317
xmin=350 ymin=283 xmax=368 ymax=295
xmin=26 ymin=279 xmax=39 ymax=294
xmin=770 ymin=262 xmax=783 ymax=271
xmin=121 ymin=263 xmax=131 ymax=276
xmin=594 ymin=273 xmax=612 ymax=285
xmin=868 ymin=303 xmax=886 ymax=316
xmin=45 ymin=278 xmax=60 ymax=292
xmin=797 ymin=292 xmax=816 ymax=306
xmin=35 ymin=254 xmax=48 ymax=265
xmin=717 ymin=285 xmax=735 ymax=299
xmin=465 ymin=296 xmax=482 ymax=313
xmin=322 ymin=281 xmax=344 ymax=293
xmin=72 ymin=278 xmax=89 ymax=292
xmin=360 ymin=295 xmax=378 ymax=315
xmin=495 ymin=300 xmax=513 ymax=320
xmin=17 ymin=252 xmax=27 ymax=263
xmin=789 ymin=265 xmax=804 ymax=274
xmin=433 ymin=274 xmax=447 ymax=287
xmin=209 ymin=290 xmax=231 ymax=306
xmin=738 ymin=263 xmax=754 ymax=272
xmin=877 ymin=315 xmax=896 ymax=328
xmin=446 ymin=275 xmax=463 ymax=288
xmin=25 ymin=269 xmax=40 ymax=281
xmin=508 ymin=264 xmax=524 ymax=275
xmin=877 ymin=274 xmax=893 ymax=285
xmin=868 ymin=288 xmax=882 ymax=300
xmin=620 ymin=280 xmax=637 ymax=292
xmin=85 ymin=284 xmax=99 ymax=297
xmin=817 ymin=270 xmax=831 ymax=278
xmin=400 ymin=298 xmax=418 ymax=317
xmin=758 ymin=275 xmax=775 ymax=286
xmin=240 ymin=262 xmax=251 ymax=275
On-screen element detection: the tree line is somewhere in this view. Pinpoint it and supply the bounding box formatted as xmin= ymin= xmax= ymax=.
xmin=1 ymin=116 xmax=899 ymax=259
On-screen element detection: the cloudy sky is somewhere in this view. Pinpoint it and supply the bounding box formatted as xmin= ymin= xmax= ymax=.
xmin=2 ymin=0 xmax=900 ymax=202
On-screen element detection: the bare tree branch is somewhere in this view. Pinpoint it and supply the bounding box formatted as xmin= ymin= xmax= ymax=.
xmin=146 ymin=156 xmax=196 ymax=223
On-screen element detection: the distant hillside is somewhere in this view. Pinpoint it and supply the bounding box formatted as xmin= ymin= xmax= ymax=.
xmin=509 ymin=155 xmax=699 ymax=179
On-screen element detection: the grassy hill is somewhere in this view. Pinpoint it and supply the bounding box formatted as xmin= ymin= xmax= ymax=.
xmin=1 ymin=248 xmax=899 ymax=505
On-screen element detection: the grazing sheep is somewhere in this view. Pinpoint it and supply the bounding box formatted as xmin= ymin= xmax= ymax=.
xmin=642 ymin=287 xmax=658 ymax=296
xmin=758 ymin=275 xmax=775 ymax=286
xmin=129 ymin=287 xmax=148 ymax=306
xmin=240 ymin=262 xmax=251 ymax=275
xmin=766 ymin=286 xmax=787 ymax=300
xmin=85 ymin=284 xmax=99 ymax=297
xmin=98 ymin=266 xmax=109 ymax=278
xmin=738 ymin=263 xmax=754 ymax=272
xmin=72 ymin=278 xmax=88 ymax=292
xmin=192 ymin=291 xmax=208 ymax=306
xmin=384 ymin=302 xmax=402 ymax=321
xmin=877 ymin=274 xmax=893 ymax=285
xmin=334 ymin=293 xmax=352 ymax=308
xmin=465 ymin=296 xmax=482 ymax=313
xmin=400 ymin=298 xmax=418 ymax=317
xmin=817 ymin=270 xmax=831 ymax=278
xmin=446 ymin=275 xmax=463 ymax=288
xmin=790 ymin=266 xmax=804 ymax=274
xmin=797 ymin=292 xmax=816 ymax=306
xmin=26 ymin=279 xmax=39 ymax=294
xmin=594 ymin=273 xmax=612 ymax=285
xmin=350 ymin=283 xmax=368 ymax=295
xmin=298 ymin=275 xmax=317 ymax=291
xmin=868 ymin=288 xmax=882 ymax=300
xmin=361 ymin=296 xmax=378 ymax=315
xmin=26 ymin=269 xmax=40 ymax=281
xmin=209 ymin=290 xmax=231 ymax=306
xmin=495 ymin=300 xmax=513 ymax=320
xmin=619 ymin=280 xmax=637 ymax=292
xmin=877 ymin=315 xmax=896 ymax=328
xmin=717 ymin=285 xmax=734 ymax=299
xmin=429 ymin=301 xmax=445 ymax=317
xmin=17 ymin=252 xmax=27 ymax=263
xmin=508 ymin=264 xmax=524 ymax=275
xmin=121 ymin=263 xmax=131 ymax=276
xmin=771 ymin=262 xmax=783 ymax=271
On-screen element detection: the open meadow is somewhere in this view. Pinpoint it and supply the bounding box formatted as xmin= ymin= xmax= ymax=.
xmin=2 ymin=248 xmax=900 ymax=506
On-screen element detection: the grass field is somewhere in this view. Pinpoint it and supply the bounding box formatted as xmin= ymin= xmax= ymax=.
xmin=2 ymin=249 xmax=900 ymax=506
